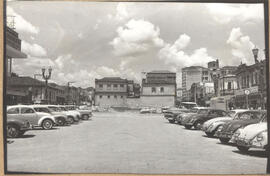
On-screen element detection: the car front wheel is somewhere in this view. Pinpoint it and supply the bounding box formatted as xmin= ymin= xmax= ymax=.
xmin=57 ymin=118 xmax=65 ymax=126
xmin=67 ymin=116 xmax=74 ymax=124
xmin=205 ymin=132 xmax=215 ymax=137
xmin=219 ymin=138 xmax=230 ymax=144
xmin=237 ymin=146 xmax=249 ymax=152
xmin=184 ymin=125 xmax=192 ymax=129
xmin=82 ymin=114 xmax=89 ymax=120
xmin=168 ymin=120 xmax=175 ymax=123
xmin=194 ymin=121 xmax=203 ymax=130
xmin=7 ymin=124 xmax=19 ymax=138
xmin=42 ymin=119 xmax=53 ymax=130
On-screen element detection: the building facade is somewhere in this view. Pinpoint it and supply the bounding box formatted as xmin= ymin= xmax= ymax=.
xmin=233 ymin=60 xmax=266 ymax=109
xmin=94 ymin=77 xmax=129 ymax=108
xmin=141 ymin=70 xmax=176 ymax=107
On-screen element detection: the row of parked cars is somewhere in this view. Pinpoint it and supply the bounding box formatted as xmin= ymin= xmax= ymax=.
xmin=164 ymin=107 xmax=268 ymax=153
xmin=6 ymin=104 xmax=92 ymax=138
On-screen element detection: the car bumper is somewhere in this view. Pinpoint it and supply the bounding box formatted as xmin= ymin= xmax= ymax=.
xmin=215 ymin=131 xmax=233 ymax=139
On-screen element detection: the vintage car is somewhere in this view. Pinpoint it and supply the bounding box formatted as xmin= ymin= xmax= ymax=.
xmin=7 ymin=116 xmax=31 ymax=138
xmin=66 ymin=105 xmax=92 ymax=120
xmin=230 ymin=114 xmax=267 ymax=152
xmin=215 ymin=110 xmax=266 ymax=144
xmin=7 ymin=105 xmax=56 ymax=130
xmin=202 ymin=109 xmax=248 ymax=137
xmin=140 ymin=107 xmax=156 ymax=114
xmin=57 ymin=105 xmax=80 ymax=124
xmin=163 ymin=107 xmax=191 ymax=123
xmin=31 ymin=105 xmax=69 ymax=126
xmin=182 ymin=109 xmax=229 ymax=130
xmin=176 ymin=107 xmax=208 ymax=125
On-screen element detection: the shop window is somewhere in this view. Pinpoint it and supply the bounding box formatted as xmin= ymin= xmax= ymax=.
xmin=120 ymin=84 xmax=124 ymax=88
xmin=228 ymin=82 xmax=232 ymax=90
xmin=152 ymin=87 xmax=156 ymax=93
xmin=99 ymin=84 xmax=103 ymax=88
xmin=107 ymin=84 xmax=111 ymax=89
xmin=160 ymin=87 xmax=164 ymax=93
xmin=113 ymin=84 xmax=118 ymax=88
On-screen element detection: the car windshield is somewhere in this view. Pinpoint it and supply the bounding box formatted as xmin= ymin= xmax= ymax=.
xmin=48 ymin=106 xmax=61 ymax=112
xmin=235 ymin=111 xmax=264 ymax=120
xmin=197 ymin=109 xmax=209 ymax=114
xmin=59 ymin=107 xmax=67 ymax=111
xmin=260 ymin=113 xmax=267 ymax=122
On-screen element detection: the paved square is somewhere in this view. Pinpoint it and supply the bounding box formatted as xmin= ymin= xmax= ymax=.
xmin=7 ymin=112 xmax=267 ymax=174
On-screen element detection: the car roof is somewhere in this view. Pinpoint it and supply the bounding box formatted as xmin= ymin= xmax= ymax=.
xmin=7 ymin=105 xmax=33 ymax=110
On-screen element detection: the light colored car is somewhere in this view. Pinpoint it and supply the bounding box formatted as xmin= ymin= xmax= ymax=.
xmin=202 ymin=109 xmax=248 ymax=137
xmin=66 ymin=105 xmax=92 ymax=120
xmin=31 ymin=105 xmax=69 ymax=126
xmin=57 ymin=105 xmax=80 ymax=124
xmin=140 ymin=107 xmax=151 ymax=114
xmin=7 ymin=105 xmax=56 ymax=130
xmin=230 ymin=115 xmax=267 ymax=152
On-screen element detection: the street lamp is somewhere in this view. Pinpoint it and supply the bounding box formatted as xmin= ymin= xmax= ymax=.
xmin=252 ymin=47 xmax=259 ymax=63
xmin=67 ymin=81 xmax=75 ymax=104
xmin=42 ymin=67 xmax=52 ymax=104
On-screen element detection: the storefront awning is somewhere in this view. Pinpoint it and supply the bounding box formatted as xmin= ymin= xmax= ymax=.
xmin=6 ymin=45 xmax=27 ymax=58
xmin=7 ymin=89 xmax=27 ymax=96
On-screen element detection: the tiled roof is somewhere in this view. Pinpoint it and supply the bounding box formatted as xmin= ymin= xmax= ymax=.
xmin=148 ymin=70 xmax=175 ymax=74
xmin=95 ymin=77 xmax=128 ymax=83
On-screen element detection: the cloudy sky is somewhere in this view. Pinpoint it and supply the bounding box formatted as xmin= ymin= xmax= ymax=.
xmin=7 ymin=1 xmax=265 ymax=88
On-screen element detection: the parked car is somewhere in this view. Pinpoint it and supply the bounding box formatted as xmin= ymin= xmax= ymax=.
xmin=7 ymin=116 xmax=31 ymax=138
xmin=230 ymin=113 xmax=267 ymax=152
xmin=164 ymin=107 xmax=190 ymax=123
xmin=7 ymin=105 xmax=56 ymax=130
xmin=140 ymin=107 xmax=151 ymax=114
xmin=57 ymin=105 xmax=80 ymax=124
xmin=202 ymin=109 xmax=248 ymax=137
xmin=182 ymin=109 xmax=229 ymax=130
xmin=66 ymin=105 xmax=92 ymax=120
xmin=176 ymin=107 xmax=208 ymax=125
xmin=215 ymin=110 xmax=266 ymax=144
xmin=31 ymin=105 xmax=69 ymax=126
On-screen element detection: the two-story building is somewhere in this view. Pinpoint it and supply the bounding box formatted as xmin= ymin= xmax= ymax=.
xmin=94 ymin=77 xmax=128 ymax=108
xmin=141 ymin=70 xmax=176 ymax=108
xmin=234 ymin=60 xmax=266 ymax=109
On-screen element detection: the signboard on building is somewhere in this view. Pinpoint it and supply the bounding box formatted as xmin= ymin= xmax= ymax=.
xmin=235 ymin=86 xmax=258 ymax=96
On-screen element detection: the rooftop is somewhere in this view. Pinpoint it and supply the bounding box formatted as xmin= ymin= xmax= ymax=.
xmin=95 ymin=77 xmax=128 ymax=83
xmin=147 ymin=70 xmax=175 ymax=74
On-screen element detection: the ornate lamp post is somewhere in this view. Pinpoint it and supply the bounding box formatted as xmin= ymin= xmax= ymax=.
xmin=42 ymin=67 xmax=52 ymax=104
xmin=252 ymin=47 xmax=259 ymax=63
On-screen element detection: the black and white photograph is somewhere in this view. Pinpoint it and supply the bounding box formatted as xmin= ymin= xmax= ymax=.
xmin=4 ymin=0 xmax=269 ymax=174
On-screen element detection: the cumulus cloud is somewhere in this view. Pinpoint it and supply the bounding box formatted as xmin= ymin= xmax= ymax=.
xmin=206 ymin=4 xmax=264 ymax=24
xmin=21 ymin=40 xmax=47 ymax=57
xmin=226 ymin=27 xmax=255 ymax=64
xmin=115 ymin=3 xmax=132 ymax=21
xmin=110 ymin=19 xmax=164 ymax=56
xmin=7 ymin=6 xmax=39 ymax=34
xmin=159 ymin=34 xmax=214 ymax=67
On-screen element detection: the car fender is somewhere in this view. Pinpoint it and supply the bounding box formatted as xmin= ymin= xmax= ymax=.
xmin=211 ymin=121 xmax=227 ymax=131
xmin=38 ymin=116 xmax=56 ymax=126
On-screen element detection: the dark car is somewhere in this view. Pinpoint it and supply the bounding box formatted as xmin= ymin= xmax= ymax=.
xmin=182 ymin=109 xmax=229 ymax=130
xmin=163 ymin=107 xmax=191 ymax=123
xmin=7 ymin=117 xmax=31 ymax=138
xmin=215 ymin=110 xmax=266 ymax=144
xmin=176 ymin=107 xmax=208 ymax=125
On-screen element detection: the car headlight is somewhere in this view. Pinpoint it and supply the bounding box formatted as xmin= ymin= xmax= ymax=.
xmin=234 ymin=129 xmax=241 ymax=137
xmin=217 ymin=125 xmax=223 ymax=132
xmin=256 ymin=133 xmax=264 ymax=141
